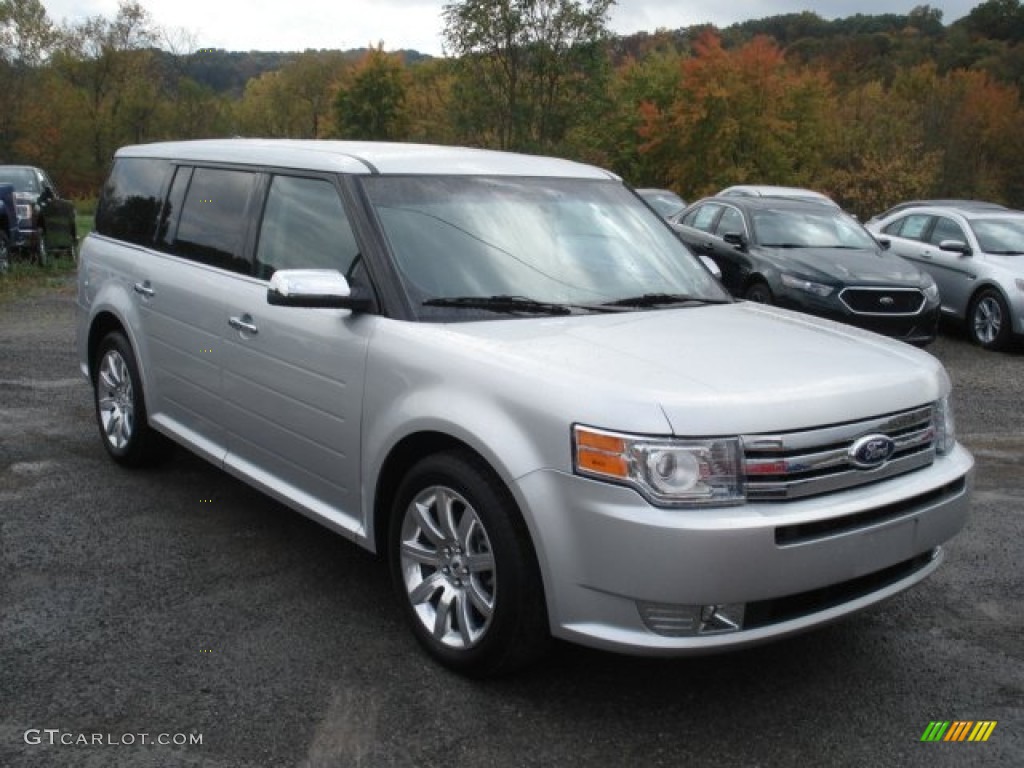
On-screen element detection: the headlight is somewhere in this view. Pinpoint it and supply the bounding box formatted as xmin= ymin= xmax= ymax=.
xmin=573 ymin=426 xmax=745 ymax=507
xmin=15 ymin=204 xmax=31 ymax=221
xmin=1015 ymin=278 xmax=1024 ymax=293
xmin=933 ymin=396 xmax=956 ymax=456
xmin=923 ymin=278 xmax=940 ymax=302
xmin=780 ymin=274 xmax=833 ymax=297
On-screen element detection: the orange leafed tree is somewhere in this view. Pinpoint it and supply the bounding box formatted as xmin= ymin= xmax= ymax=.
xmin=637 ymin=31 xmax=835 ymax=198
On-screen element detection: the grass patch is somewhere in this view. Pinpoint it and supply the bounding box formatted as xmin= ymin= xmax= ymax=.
xmin=0 ymin=254 xmax=78 ymax=304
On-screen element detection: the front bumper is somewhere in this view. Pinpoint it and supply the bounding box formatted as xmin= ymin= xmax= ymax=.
xmin=775 ymin=290 xmax=940 ymax=345
xmin=514 ymin=444 xmax=973 ymax=655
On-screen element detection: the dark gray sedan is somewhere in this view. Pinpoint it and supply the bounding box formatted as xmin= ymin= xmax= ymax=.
xmin=671 ymin=196 xmax=941 ymax=345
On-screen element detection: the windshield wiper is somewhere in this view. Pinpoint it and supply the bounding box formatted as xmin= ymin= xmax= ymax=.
xmin=985 ymin=250 xmax=1024 ymax=255
xmin=423 ymin=295 xmax=574 ymax=315
xmin=601 ymin=292 xmax=731 ymax=308
xmin=761 ymin=243 xmax=808 ymax=249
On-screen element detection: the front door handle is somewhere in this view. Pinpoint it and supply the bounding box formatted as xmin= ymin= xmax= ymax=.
xmin=133 ymin=281 xmax=155 ymax=298
xmin=228 ymin=314 xmax=259 ymax=335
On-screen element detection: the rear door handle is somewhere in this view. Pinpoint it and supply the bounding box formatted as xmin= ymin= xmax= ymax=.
xmin=228 ymin=314 xmax=259 ymax=335
xmin=133 ymin=281 xmax=155 ymax=297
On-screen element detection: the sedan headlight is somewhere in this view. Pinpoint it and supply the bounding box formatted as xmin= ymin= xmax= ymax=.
xmin=781 ymin=274 xmax=833 ymax=297
xmin=933 ymin=396 xmax=956 ymax=456
xmin=573 ymin=426 xmax=745 ymax=507
xmin=923 ymin=277 xmax=940 ymax=302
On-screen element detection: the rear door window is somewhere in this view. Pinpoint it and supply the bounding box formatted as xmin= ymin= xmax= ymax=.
xmin=171 ymin=167 xmax=259 ymax=274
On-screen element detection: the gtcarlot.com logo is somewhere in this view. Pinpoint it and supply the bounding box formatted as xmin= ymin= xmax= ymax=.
xmin=921 ymin=721 xmax=998 ymax=743
xmin=24 ymin=729 xmax=203 ymax=747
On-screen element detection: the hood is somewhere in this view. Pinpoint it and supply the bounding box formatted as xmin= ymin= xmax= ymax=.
xmin=757 ymin=245 xmax=926 ymax=286
xmin=439 ymin=302 xmax=948 ymax=436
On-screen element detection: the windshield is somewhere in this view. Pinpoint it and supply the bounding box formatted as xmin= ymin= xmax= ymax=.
xmin=0 ymin=168 xmax=39 ymax=193
xmin=361 ymin=176 xmax=728 ymax=319
xmin=970 ymin=217 xmax=1024 ymax=254
xmin=751 ymin=209 xmax=876 ymax=249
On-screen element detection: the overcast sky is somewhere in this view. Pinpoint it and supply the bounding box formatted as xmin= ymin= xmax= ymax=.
xmin=40 ymin=1 xmax=981 ymax=57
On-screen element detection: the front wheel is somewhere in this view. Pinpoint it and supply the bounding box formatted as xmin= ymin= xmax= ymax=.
xmin=968 ymin=288 xmax=1011 ymax=351
xmin=389 ymin=450 xmax=549 ymax=676
xmin=93 ymin=331 xmax=169 ymax=466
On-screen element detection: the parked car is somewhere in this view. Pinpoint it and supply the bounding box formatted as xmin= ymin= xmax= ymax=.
xmin=864 ymin=199 xmax=1007 ymax=228
xmin=867 ymin=205 xmax=1024 ymax=350
xmin=671 ymin=196 xmax=941 ymax=345
xmin=77 ymin=139 xmax=972 ymax=675
xmin=0 ymin=165 xmax=78 ymax=265
xmin=718 ymin=184 xmax=840 ymax=208
xmin=636 ymin=187 xmax=687 ymax=219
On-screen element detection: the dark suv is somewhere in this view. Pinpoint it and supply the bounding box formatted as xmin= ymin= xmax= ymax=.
xmin=0 ymin=165 xmax=77 ymax=266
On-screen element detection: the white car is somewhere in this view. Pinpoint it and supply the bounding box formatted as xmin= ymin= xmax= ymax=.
xmin=867 ymin=205 xmax=1024 ymax=350
xmin=77 ymin=140 xmax=973 ymax=675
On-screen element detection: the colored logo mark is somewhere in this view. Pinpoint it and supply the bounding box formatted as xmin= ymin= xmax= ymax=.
xmin=921 ymin=721 xmax=997 ymax=742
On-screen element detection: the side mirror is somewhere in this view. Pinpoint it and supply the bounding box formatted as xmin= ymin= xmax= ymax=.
xmin=722 ymin=231 xmax=748 ymax=250
xmin=876 ymin=236 xmax=891 ymax=250
xmin=267 ymin=269 xmax=373 ymax=311
xmin=38 ymin=186 xmax=54 ymax=204
xmin=938 ymin=239 xmax=972 ymax=256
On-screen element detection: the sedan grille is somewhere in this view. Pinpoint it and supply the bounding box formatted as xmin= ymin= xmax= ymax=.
xmin=743 ymin=405 xmax=936 ymax=501
xmin=839 ymin=287 xmax=925 ymax=315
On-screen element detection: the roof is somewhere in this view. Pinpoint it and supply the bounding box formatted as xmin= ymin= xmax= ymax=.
xmin=115 ymin=139 xmax=619 ymax=179
xmin=881 ymin=205 xmax=1023 ymax=221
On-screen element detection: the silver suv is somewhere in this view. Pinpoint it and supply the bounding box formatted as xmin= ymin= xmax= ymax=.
xmin=77 ymin=140 xmax=974 ymax=675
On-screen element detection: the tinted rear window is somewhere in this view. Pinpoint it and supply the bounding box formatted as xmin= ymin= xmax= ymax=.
xmin=95 ymin=158 xmax=171 ymax=245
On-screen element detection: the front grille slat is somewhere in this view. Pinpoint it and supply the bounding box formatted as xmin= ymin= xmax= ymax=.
xmin=743 ymin=406 xmax=937 ymax=502
xmin=839 ymin=287 xmax=926 ymax=315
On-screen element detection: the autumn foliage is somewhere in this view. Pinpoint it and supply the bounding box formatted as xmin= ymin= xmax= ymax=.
xmin=4 ymin=0 xmax=1024 ymax=215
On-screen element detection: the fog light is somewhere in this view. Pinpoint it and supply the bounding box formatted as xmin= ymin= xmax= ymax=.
xmin=699 ymin=603 xmax=745 ymax=634
xmin=638 ymin=601 xmax=746 ymax=637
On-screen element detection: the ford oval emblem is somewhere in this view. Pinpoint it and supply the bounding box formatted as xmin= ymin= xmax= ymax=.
xmin=849 ymin=434 xmax=896 ymax=469
xmin=880 ymin=296 xmax=895 ymax=306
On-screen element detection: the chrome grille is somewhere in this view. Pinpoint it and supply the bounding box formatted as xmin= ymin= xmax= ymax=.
xmin=743 ymin=405 xmax=936 ymax=501
xmin=839 ymin=287 xmax=925 ymax=316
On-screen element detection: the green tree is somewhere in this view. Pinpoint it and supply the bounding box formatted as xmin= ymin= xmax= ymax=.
xmin=442 ymin=0 xmax=614 ymax=150
xmin=334 ymin=45 xmax=408 ymax=140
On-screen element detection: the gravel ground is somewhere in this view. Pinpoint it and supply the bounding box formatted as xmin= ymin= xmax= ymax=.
xmin=1 ymin=279 xmax=1021 ymax=768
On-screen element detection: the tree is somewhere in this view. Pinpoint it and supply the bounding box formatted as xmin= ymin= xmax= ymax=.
xmin=334 ymin=45 xmax=408 ymax=140
xmin=0 ymin=0 xmax=56 ymax=160
xmin=442 ymin=0 xmax=614 ymax=150
xmin=637 ymin=32 xmax=836 ymax=199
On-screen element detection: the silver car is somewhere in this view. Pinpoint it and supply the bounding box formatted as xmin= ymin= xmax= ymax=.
xmin=867 ymin=205 xmax=1024 ymax=350
xmin=77 ymin=140 xmax=973 ymax=675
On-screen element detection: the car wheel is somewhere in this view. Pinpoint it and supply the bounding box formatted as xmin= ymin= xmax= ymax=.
xmin=389 ymin=450 xmax=549 ymax=676
xmin=93 ymin=331 xmax=169 ymax=466
xmin=36 ymin=230 xmax=49 ymax=267
xmin=968 ymin=288 xmax=1011 ymax=351
xmin=744 ymin=280 xmax=774 ymax=304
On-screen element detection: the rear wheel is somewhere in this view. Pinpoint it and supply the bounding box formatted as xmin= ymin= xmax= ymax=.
xmin=744 ymin=280 xmax=773 ymax=304
xmin=389 ymin=450 xmax=549 ymax=676
xmin=93 ymin=331 xmax=170 ymax=466
xmin=968 ymin=288 xmax=1011 ymax=351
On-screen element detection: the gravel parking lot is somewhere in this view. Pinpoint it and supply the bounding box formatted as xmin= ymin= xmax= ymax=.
xmin=1 ymin=278 xmax=1021 ymax=767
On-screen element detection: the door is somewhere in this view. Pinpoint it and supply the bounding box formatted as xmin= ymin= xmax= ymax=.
xmin=220 ymin=174 xmax=371 ymax=535
xmin=920 ymin=215 xmax=976 ymax=316
xmin=36 ymin=170 xmax=76 ymax=252
xmin=137 ymin=164 xmax=262 ymax=463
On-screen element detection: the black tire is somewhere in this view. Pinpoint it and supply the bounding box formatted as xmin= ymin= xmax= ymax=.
xmin=388 ymin=449 xmax=549 ymax=676
xmin=36 ymin=230 xmax=49 ymax=267
xmin=92 ymin=331 xmax=170 ymax=467
xmin=744 ymin=280 xmax=774 ymax=304
xmin=967 ymin=288 xmax=1011 ymax=351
